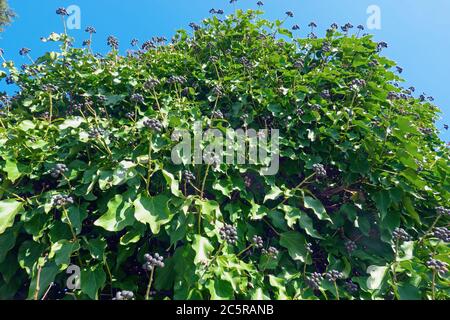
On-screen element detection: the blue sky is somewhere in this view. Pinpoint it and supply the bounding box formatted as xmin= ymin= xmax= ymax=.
xmin=1 ymin=0 xmax=449 ymax=141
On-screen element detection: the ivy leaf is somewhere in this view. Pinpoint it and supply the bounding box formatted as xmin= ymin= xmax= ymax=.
xmin=206 ymin=279 xmax=234 ymax=300
xmin=80 ymin=264 xmax=106 ymax=300
xmin=264 ymin=185 xmax=283 ymax=203
xmin=58 ymin=117 xmax=84 ymax=130
xmin=303 ymin=196 xmax=331 ymax=222
xmin=192 ymin=235 xmax=214 ymax=264
xmin=0 ymin=224 xmax=18 ymax=263
xmin=49 ymin=240 xmax=80 ymax=267
xmin=366 ymin=265 xmax=388 ymax=290
xmin=280 ymin=231 xmax=307 ymax=262
xmin=133 ymin=194 xmax=173 ymax=234
xmin=398 ymin=283 xmax=422 ymax=300
xmin=281 ymin=205 xmax=323 ymax=239
xmin=27 ymin=262 xmax=59 ymax=299
xmin=372 ymin=191 xmax=391 ymax=220
xmin=162 ymin=169 xmax=182 ymax=197
xmin=94 ymin=194 xmax=135 ymax=232
xmin=3 ymin=160 xmax=23 ymax=183
xmin=0 ymin=200 xmax=23 ymax=235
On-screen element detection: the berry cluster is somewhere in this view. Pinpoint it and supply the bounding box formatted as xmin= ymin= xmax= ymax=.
xmin=262 ymin=246 xmax=278 ymax=258
xmin=125 ymin=112 xmax=135 ymax=119
xmin=432 ymin=227 xmax=450 ymax=242
xmin=56 ymin=7 xmax=69 ymax=16
xmin=220 ymin=224 xmax=238 ymax=245
xmin=167 ymin=75 xmax=187 ymax=85
xmin=88 ymin=127 xmax=106 ymax=139
xmin=182 ymin=170 xmax=196 ymax=184
xmin=320 ymin=89 xmax=331 ymax=99
xmin=209 ymin=9 xmax=224 ymax=15
xmin=285 ymin=11 xmax=294 ymax=18
xmin=143 ymin=119 xmax=163 ymax=132
xmin=325 ymin=270 xmax=345 ymax=282
xmin=107 ymin=36 xmax=119 ymax=50
xmin=144 ymin=78 xmax=160 ymax=90
xmin=113 ymin=291 xmax=134 ymax=300
xmin=50 ymin=163 xmax=68 ymax=178
xmin=211 ymin=110 xmax=224 ymax=118
xmin=350 ymin=79 xmax=366 ymax=90
xmin=243 ymin=175 xmax=252 ymax=188
xmin=345 ymin=240 xmax=357 ymax=253
xmin=306 ymin=243 xmax=314 ymax=254
xmin=142 ymin=253 xmax=165 ymax=271
xmin=131 ymin=93 xmax=145 ymax=104
xmin=85 ymin=26 xmax=96 ymax=34
xmin=19 ymin=48 xmax=31 ymax=56
xmin=312 ymin=164 xmax=327 ymax=178
xmin=344 ymin=280 xmax=358 ymax=294
xmin=436 ymin=206 xmax=450 ymax=216
xmin=306 ymin=272 xmax=323 ymax=290
xmin=52 ymin=195 xmax=74 ymax=207
xmin=252 ymin=235 xmax=264 ymax=248
xmin=426 ymin=258 xmax=448 ymax=276
xmin=392 ymin=227 xmax=411 ymax=242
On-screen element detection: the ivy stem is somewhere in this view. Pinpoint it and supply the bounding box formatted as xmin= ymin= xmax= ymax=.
xmin=44 ymin=93 xmax=53 ymax=139
xmin=200 ymin=164 xmax=211 ymax=199
xmin=146 ymin=134 xmax=153 ymax=196
xmin=333 ymin=280 xmax=340 ymax=300
xmin=237 ymin=244 xmax=254 ymax=258
xmin=62 ymin=207 xmax=78 ymax=243
xmin=390 ymin=240 xmax=400 ymax=299
xmin=262 ymin=218 xmax=280 ymax=236
xmin=62 ymin=16 xmax=67 ymax=35
xmin=431 ymin=270 xmax=436 ymax=300
xmin=145 ymin=267 xmax=155 ymax=300
xmin=34 ymin=264 xmax=43 ymax=300
xmin=62 ymin=208 xmax=83 ymax=266
xmin=419 ymin=213 xmax=442 ymax=245
xmin=199 ymin=242 xmax=225 ymax=280
xmin=280 ymin=172 xmax=316 ymax=206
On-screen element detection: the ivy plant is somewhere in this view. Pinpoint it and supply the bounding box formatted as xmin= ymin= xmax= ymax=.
xmin=0 ymin=7 xmax=448 ymax=300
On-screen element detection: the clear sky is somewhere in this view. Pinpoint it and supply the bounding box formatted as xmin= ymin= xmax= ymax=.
xmin=1 ymin=0 xmax=449 ymax=142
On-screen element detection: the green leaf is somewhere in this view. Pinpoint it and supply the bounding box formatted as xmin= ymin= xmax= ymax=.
xmin=49 ymin=240 xmax=80 ymax=267
xmin=133 ymin=194 xmax=173 ymax=235
xmin=0 ymin=224 xmax=18 ymax=263
xmin=18 ymin=240 xmax=46 ymax=275
xmin=94 ymin=194 xmax=135 ymax=232
xmin=366 ymin=265 xmax=388 ymax=290
xmin=264 ymin=185 xmax=283 ymax=203
xmin=303 ymin=196 xmax=331 ymax=222
xmin=58 ymin=117 xmax=84 ymax=130
xmin=80 ymin=264 xmax=106 ymax=300
xmin=372 ymin=191 xmax=391 ymax=219
xmin=3 ymin=160 xmax=22 ymax=183
xmin=398 ymin=282 xmax=422 ymax=300
xmin=162 ymin=169 xmax=182 ymax=197
xmin=0 ymin=199 xmax=23 ymax=235
xmin=281 ymin=205 xmax=323 ymax=239
xmin=86 ymin=237 xmax=107 ymax=260
xmin=27 ymin=262 xmax=59 ymax=299
xmin=206 ymin=279 xmax=234 ymax=300
xmin=280 ymin=231 xmax=307 ymax=262
xmin=192 ymin=235 xmax=214 ymax=264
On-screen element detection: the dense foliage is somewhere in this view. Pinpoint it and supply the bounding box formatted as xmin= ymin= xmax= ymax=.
xmin=0 ymin=8 xmax=449 ymax=300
